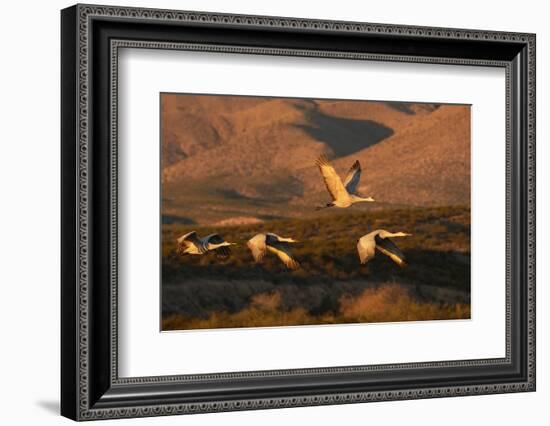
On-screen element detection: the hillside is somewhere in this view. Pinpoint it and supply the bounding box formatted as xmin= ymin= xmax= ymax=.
xmin=161 ymin=94 xmax=470 ymax=225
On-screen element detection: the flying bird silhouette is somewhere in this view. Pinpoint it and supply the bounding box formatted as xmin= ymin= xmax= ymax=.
xmin=247 ymin=233 xmax=300 ymax=270
xmin=176 ymin=231 xmax=236 ymax=259
xmin=357 ymin=230 xmax=411 ymax=267
xmin=315 ymin=155 xmax=375 ymax=210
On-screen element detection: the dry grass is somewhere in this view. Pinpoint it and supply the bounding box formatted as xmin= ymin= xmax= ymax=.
xmin=162 ymin=284 xmax=470 ymax=331
xmin=161 ymin=205 xmax=471 ymax=330
xmin=162 ymin=205 xmax=470 ymax=288
xmin=338 ymin=284 xmax=470 ymax=323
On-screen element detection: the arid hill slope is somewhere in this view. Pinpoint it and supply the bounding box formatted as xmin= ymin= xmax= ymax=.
xmin=161 ymin=94 xmax=470 ymax=223
xmin=297 ymin=104 xmax=470 ymax=207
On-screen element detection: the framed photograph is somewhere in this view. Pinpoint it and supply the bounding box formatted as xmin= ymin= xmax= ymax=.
xmin=61 ymin=4 xmax=536 ymax=421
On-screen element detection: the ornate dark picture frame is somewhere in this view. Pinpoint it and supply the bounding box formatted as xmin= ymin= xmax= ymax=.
xmin=61 ymin=3 xmax=536 ymax=421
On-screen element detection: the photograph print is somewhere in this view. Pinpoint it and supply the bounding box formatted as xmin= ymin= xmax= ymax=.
xmin=161 ymin=93 xmax=471 ymax=331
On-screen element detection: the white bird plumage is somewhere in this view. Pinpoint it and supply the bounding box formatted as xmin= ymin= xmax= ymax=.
xmin=247 ymin=233 xmax=300 ymax=270
xmin=176 ymin=231 xmax=236 ymax=259
xmin=315 ymin=155 xmax=375 ymax=209
xmin=357 ymin=230 xmax=412 ymax=267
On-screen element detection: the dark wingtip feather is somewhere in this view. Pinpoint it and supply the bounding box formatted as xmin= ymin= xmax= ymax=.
xmin=288 ymin=259 xmax=300 ymax=271
xmin=215 ymin=246 xmax=231 ymax=260
xmin=315 ymin=154 xmax=330 ymax=167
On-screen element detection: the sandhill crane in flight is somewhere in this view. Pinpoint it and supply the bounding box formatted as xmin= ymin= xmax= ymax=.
xmin=176 ymin=231 xmax=236 ymax=259
xmin=315 ymin=155 xmax=375 ymax=210
xmin=247 ymin=233 xmax=300 ymax=270
xmin=357 ymin=230 xmax=412 ymax=267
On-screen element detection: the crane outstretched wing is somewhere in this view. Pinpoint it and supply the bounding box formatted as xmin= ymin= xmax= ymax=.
xmin=201 ymin=233 xmax=221 ymax=252
xmin=177 ymin=231 xmax=200 ymax=244
xmin=343 ymin=160 xmax=362 ymax=194
xmin=204 ymin=233 xmax=224 ymax=244
xmin=177 ymin=231 xmax=200 ymax=247
xmin=214 ymin=246 xmax=231 ymax=259
xmin=247 ymin=234 xmax=267 ymax=263
xmin=204 ymin=234 xmax=232 ymax=259
xmin=266 ymin=233 xmax=288 ymax=245
xmin=266 ymin=242 xmax=300 ymax=270
xmin=315 ymin=155 xmax=348 ymax=201
xmin=375 ymin=234 xmax=407 ymax=267
xmin=176 ymin=231 xmax=206 ymax=254
xmin=357 ymin=234 xmax=377 ymax=264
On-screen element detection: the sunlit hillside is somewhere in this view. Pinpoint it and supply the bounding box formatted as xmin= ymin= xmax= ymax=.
xmin=161 ymin=94 xmax=470 ymax=226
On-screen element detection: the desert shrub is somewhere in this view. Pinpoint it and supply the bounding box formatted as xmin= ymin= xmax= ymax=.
xmin=162 ymin=205 xmax=471 ymax=326
xmin=339 ymin=283 xmax=470 ymax=323
xmin=162 ymin=284 xmax=470 ymax=330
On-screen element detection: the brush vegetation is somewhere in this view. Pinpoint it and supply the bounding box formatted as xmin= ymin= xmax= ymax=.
xmin=163 ymin=285 xmax=470 ymax=330
xmin=162 ymin=205 xmax=470 ymax=330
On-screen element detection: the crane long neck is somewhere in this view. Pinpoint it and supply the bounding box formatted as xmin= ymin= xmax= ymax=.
xmin=351 ymin=195 xmax=374 ymax=202
xmin=277 ymin=237 xmax=294 ymax=243
xmin=383 ymin=232 xmax=408 ymax=238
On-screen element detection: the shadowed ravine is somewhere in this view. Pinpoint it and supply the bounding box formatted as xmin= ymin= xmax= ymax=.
xmin=294 ymin=105 xmax=394 ymax=157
